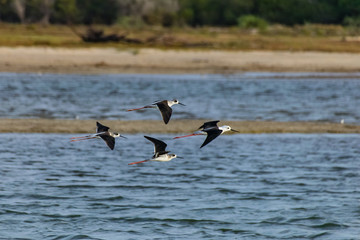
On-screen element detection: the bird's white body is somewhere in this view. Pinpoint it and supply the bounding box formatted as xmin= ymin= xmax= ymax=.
xmin=174 ymin=121 xmax=238 ymax=148
xmin=127 ymin=99 xmax=185 ymax=124
xmin=195 ymin=125 xmax=233 ymax=135
xmin=128 ymin=136 xmax=180 ymax=165
xmin=151 ymin=153 xmax=178 ymax=162
xmin=86 ymin=131 xmax=122 ymax=139
xmin=70 ymin=122 xmax=126 ymax=150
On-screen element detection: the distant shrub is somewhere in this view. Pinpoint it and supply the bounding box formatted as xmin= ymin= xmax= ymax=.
xmin=343 ymin=16 xmax=360 ymax=28
xmin=343 ymin=16 xmax=360 ymax=35
xmin=237 ymin=15 xmax=268 ymax=31
xmin=117 ymin=16 xmax=145 ymax=29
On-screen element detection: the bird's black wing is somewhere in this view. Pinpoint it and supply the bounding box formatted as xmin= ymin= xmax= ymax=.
xmin=200 ymin=128 xmax=222 ymax=148
xmin=156 ymin=101 xmax=172 ymax=124
xmin=100 ymin=135 xmax=115 ymax=150
xmin=96 ymin=121 xmax=110 ymax=133
xmin=199 ymin=120 xmax=220 ymax=130
xmin=144 ymin=136 xmax=167 ymax=153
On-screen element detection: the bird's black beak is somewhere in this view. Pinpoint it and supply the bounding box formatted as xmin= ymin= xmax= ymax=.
xmin=231 ymin=129 xmax=239 ymax=133
xmin=179 ymin=102 xmax=186 ymax=106
xmin=120 ymin=135 xmax=127 ymax=139
xmin=177 ymin=156 xmax=183 ymax=159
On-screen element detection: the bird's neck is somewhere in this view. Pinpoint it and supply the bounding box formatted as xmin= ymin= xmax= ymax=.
xmin=167 ymin=100 xmax=176 ymax=107
xmin=219 ymin=126 xmax=230 ymax=133
xmin=109 ymin=132 xmax=117 ymax=137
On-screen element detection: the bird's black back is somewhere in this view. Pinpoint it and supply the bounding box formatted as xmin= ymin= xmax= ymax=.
xmin=199 ymin=120 xmax=220 ymax=130
xmin=96 ymin=121 xmax=110 ymax=133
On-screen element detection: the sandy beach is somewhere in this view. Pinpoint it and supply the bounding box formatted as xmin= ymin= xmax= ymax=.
xmin=1 ymin=47 xmax=359 ymax=133
xmin=1 ymin=119 xmax=359 ymax=134
xmin=1 ymin=47 xmax=360 ymax=74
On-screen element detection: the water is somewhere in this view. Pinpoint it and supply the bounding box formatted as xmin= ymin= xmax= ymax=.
xmin=0 ymin=133 xmax=359 ymax=239
xmin=0 ymin=72 xmax=359 ymax=123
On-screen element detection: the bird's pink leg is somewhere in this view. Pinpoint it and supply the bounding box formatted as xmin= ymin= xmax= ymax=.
xmin=127 ymin=105 xmax=155 ymax=111
xmin=126 ymin=106 xmax=146 ymax=111
xmin=70 ymin=135 xmax=92 ymax=139
xmin=173 ymin=133 xmax=202 ymax=139
xmin=128 ymin=159 xmax=150 ymax=165
xmin=70 ymin=136 xmax=97 ymax=142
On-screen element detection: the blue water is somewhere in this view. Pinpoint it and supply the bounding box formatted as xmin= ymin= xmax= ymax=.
xmin=0 ymin=72 xmax=359 ymax=123
xmin=0 ymin=72 xmax=359 ymax=239
xmin=0 ymin=133 xmax=359 ymax=239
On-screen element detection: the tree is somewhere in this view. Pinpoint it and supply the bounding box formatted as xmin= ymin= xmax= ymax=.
xmin=178 ymin=0 xmax=254 ymax=26
xmin=39 ymin=0 xmax=55 ymax=25
xmin=12 ymin=0 xmax=26 ymax=23
xmin=53 ymin=0 xmax=78 ymax=24
xmin=76 ymin=0 xmax=119 ymax=25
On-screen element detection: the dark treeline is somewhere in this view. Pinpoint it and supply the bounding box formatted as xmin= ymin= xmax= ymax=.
xmin=1 ymin=0 xmax=360 ymax=27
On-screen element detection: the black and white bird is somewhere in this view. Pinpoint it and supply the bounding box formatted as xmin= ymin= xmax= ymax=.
xmin=128 ymin=136 xmax=181 ymax=165
xmin=70 ymin=121 xmax=126 ymax=150
xmin=127 ymin=99 xmax=185 ymax=124
xmin=174 ymin=120 xmax=239 ymax=148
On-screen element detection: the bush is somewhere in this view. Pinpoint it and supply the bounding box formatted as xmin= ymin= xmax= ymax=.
xmin=343 ymin=16 xmax=360 ymax=27
xmin=343 ymin=16 xmax=360 ymax=35
xmin=237 ymin=15 xmax=268 ymax=31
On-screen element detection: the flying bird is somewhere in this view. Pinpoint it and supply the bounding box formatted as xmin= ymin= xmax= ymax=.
xmin=127 ymin=99 xmax=185 ymax=124
xmin=173 ymin=120 xmax=239 ymax=148
xmin=128 ymin=136 xmax=181 ymax=165
xmin=70 ymin=121 xmax=126 ymax=150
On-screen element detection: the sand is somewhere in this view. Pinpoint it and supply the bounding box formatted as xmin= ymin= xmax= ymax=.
xmin=1 ymin=47 xmax=359 ymax=133
xmin=1 ymin=47 xmax=360 ymax=74
xmin=1 ymin=119 xmax=359 ymax=134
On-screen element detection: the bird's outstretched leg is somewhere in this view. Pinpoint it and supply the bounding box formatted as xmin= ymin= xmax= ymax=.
xmin=127 ymin=105 xmax=155 ymax=111
xmin=128 ymin=159 xmax=151 ymax=165
xmin=70 ymin=134 xmax=98 ymax=142
xmin=173 ymin=133 xmax=202 ymax=139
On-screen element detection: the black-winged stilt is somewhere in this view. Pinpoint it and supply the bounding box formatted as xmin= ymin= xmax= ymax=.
xmin=70 ymin=121 xmax=126 ymax=150
xmin=127 ymin=99 xmax=185 ymax=124
xmin=128 ymin=136 xmax=181 ymax=165
xmin=173 ymin=120 xmax=239 ymax=148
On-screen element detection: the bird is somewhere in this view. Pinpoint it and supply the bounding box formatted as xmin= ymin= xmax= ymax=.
xmin=126 ymin=99 xmax=185 ymax=124
xmin=173 ymin=120 xmax=239 ymax=148
xmin=128 ymin=136 xmax=181 ymax=165
xmin=70 ymin=121 xmax=126 ymax=150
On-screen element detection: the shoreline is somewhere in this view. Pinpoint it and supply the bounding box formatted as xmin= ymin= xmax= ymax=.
xmin=1 ymin=119 xmax=359 ymax=134
xmin=1 ymin=47 xmax=360 ymax=74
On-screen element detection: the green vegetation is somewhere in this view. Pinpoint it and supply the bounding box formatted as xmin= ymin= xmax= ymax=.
xmin=237 ymin=15 xmax=268 ymax=31
xmin=1 ymin=22 xmax=360 ymax=53
xmin=1 ymin=0 xmax=360 ymax=27
xmin=1 ymin=1 xmax=360 ymax=52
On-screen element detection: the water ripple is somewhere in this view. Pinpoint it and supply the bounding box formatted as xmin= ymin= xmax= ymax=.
xmin=0 ymin=73 xmax=360 ymax=123
xmin=0 ymin=133 xmax=359 ymax=239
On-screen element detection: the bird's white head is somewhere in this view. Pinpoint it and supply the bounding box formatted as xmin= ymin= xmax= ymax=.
xmin=113 ymin=132 xmax=127 ymax=139
xmin=169 ymin=153 xmax=182 ymax=160
xmin=219 ymin=125 xmax=239 ymax=134
xmin=168 ymin=99 xmax=185 ymax=107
